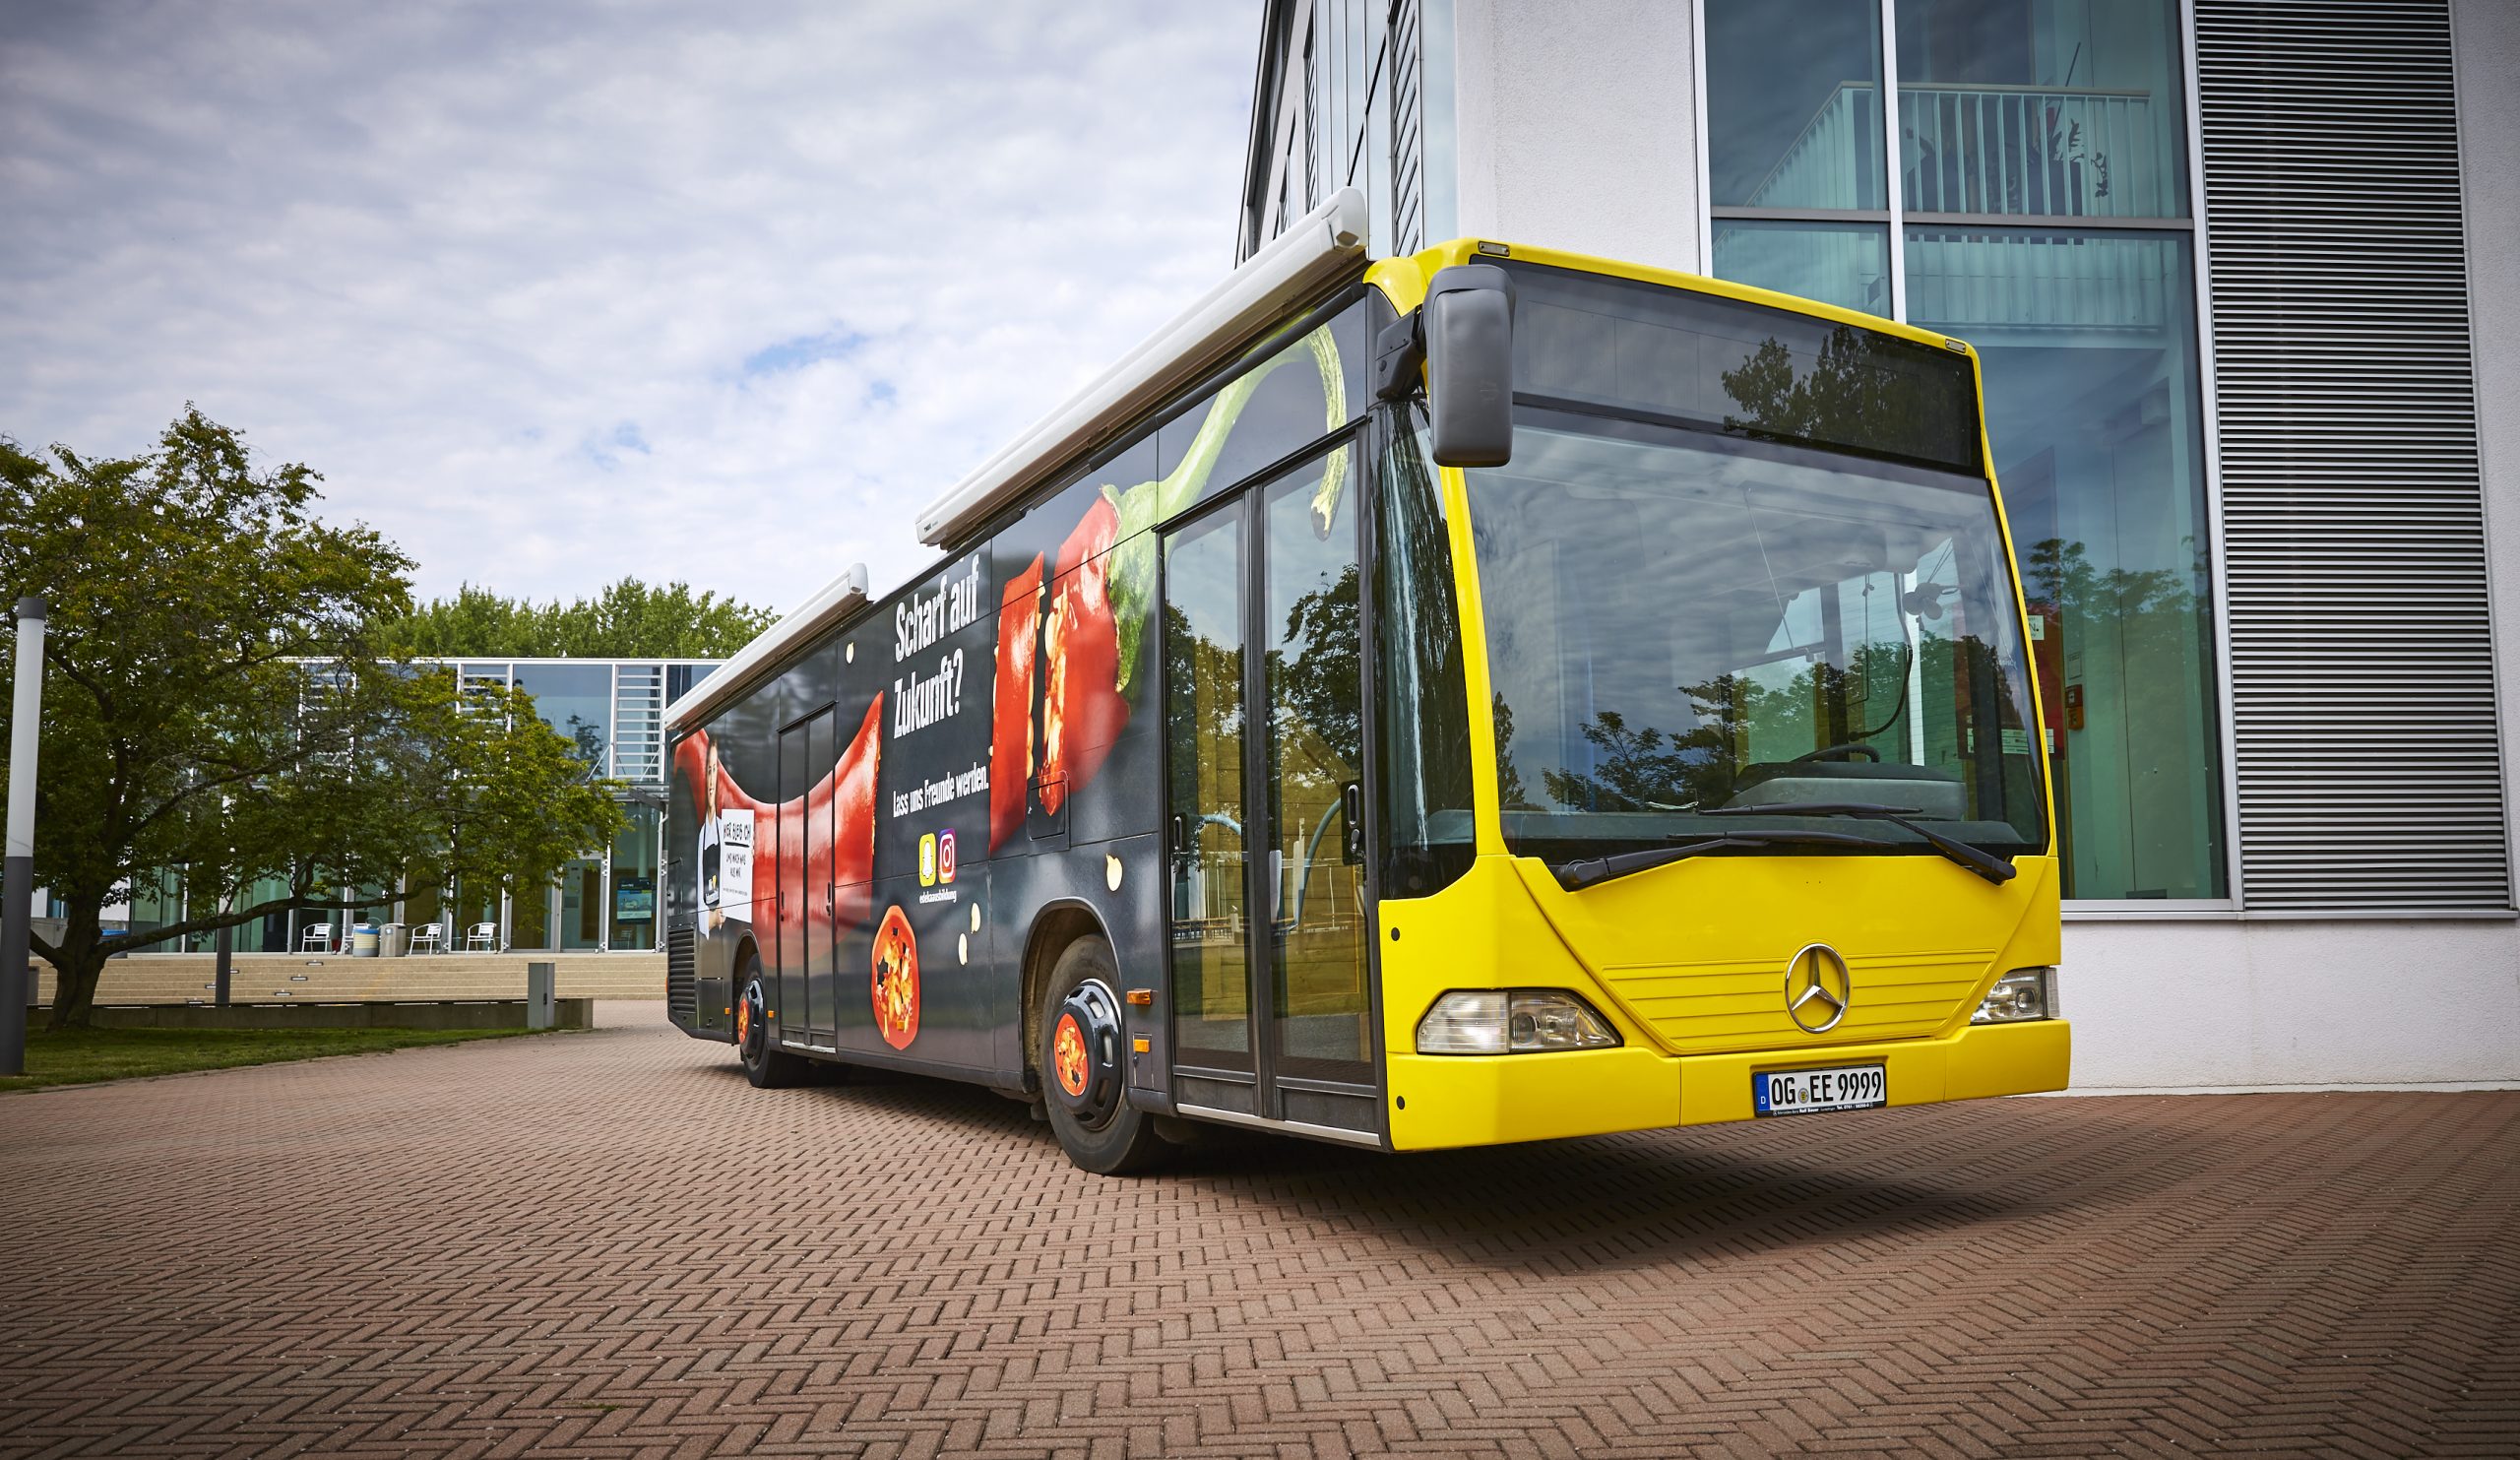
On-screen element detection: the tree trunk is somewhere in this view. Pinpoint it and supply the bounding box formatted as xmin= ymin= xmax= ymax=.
xmin=43 ymin=906 xmax=108 ymax=1032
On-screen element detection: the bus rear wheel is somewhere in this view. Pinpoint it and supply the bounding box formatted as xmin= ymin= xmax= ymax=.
xmin=736 ymin=962 xmax=807 ymax=1089
xmin=1038 ymin=936 xmax=1169 ymax=1174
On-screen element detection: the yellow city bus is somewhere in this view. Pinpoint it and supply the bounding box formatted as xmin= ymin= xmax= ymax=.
xmin=662 ymin=187 xmax=2067 ymax=1172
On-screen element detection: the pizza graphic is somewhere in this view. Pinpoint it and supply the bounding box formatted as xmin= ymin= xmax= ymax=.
xmin=1053 ymin=1011 xmax=1090 ymax=1098
xmin=871 ymin=905 xmax=920 ymax=1050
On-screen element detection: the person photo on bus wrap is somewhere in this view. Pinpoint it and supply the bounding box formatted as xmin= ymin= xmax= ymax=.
xmin=700 ymin=738 xmax=724 ymax=933
xmin=987 ymin=319 xmax=1351 ymax=852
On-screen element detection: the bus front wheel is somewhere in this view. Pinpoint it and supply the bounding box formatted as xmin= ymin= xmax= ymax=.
xmin=1038 ymin=936 xmax=1169 ymax=1174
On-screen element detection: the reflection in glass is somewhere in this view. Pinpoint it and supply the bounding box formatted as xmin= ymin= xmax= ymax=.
xmin=1706 ymin=0 xmax=1884 ymax=209
xmin=1468 ymin=414 xmax=2046 ymax=862
xmin=1906 ymin=225 xmax=2222 ymax=898
xmin=509 ymin=880 xmax=552 ymax=950
xmin=451 ymin=878 xmax=502 ymax=951
xmin=559 ymin=857 xmax=604 ymax=951
xmin=1711 ymin=220 xmax=1892 ymax=317
xmin=1157 ymin=302 xmax=1366 ymax=502
xmin=1895 ymin=0 xmax=2189 ymax=220
xmin=1164 ymin=509 xmax=1250 ymax=1067
xmin=514 ymin=663 xmax=613 ymax=778
xmin=608 ymin=805 xmax=660 ymax=952
xmin=1373 ymin=407 xmax=1476 ymax=898
xmin=1263 ymin=458 xmax=1369 ymax=1081
xmin=401 ymin=869 xmax=441 ymax=945
xmin=1511 ymin=263 xmax=1982 ymax=473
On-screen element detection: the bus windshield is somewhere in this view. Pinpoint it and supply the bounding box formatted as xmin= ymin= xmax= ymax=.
xmin=1465 ymin=406 xmax=2047 ymax=870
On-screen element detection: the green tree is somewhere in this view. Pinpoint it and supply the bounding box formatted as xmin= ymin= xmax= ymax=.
xmin=0 ymin=410 xmax=625 ymax=1028
xmin=378 ymin=577 xmax=775 ymax=659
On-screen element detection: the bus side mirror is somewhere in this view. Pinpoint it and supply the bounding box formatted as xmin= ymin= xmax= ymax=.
xmin=1424 ymin=264 xmax=1514 ymax=468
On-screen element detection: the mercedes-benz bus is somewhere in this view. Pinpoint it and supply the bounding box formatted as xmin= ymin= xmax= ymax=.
xmin=662 ymin=187 xmax=2068 ymax=1173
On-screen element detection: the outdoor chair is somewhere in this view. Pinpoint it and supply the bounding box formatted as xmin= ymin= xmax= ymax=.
xmin=465 ymin=921 xmax=498 ymax=952
xmin=299 ymin=923 xmax=336 ymax=954
xmin=408 ymin=922 xmax=443 ymax=954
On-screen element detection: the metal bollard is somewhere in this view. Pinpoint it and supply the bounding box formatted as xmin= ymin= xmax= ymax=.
xmin=527 ymin=961 xmax=555 ymax=1031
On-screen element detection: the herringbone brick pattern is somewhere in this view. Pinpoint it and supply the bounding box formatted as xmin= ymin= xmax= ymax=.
xmin=1 ymin=1009 xmax=2512 ymax=1458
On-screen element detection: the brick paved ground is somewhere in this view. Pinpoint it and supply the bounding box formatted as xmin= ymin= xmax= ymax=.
xmin=1 ymin=1008 xmax=2514 ymax=1459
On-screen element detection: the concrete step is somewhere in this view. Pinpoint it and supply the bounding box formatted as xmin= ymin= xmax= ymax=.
xmin=30 ymin=954 xmax=664 ymax=1006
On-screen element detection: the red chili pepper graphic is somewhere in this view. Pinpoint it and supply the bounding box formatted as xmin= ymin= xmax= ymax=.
xmin=1039 ymin=495 xmax=1127 ymax=814
xmin=988 ymin=554 xmax=1044 ymax=852
xmin=673 ymin=695 xmax=881 ymax=943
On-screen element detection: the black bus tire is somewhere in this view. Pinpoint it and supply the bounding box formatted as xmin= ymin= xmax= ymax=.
xmin=1038 ymin=936 xmax=1170 ymax=1174
xmin=736 ymin=959 xmax=807 ymax=1090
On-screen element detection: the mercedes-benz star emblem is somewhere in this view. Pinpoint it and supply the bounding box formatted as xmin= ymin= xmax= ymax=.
xmin=1784 ymin=943 xmax=1853 ymax=1034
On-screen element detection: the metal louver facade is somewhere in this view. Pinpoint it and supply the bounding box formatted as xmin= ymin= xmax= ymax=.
xmin=2195 ymin=0 xmax=2510 ymax=911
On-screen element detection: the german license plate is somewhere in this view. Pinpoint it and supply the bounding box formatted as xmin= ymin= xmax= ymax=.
xmin=1753 ymin=1063 xmax=1886 ymax=1116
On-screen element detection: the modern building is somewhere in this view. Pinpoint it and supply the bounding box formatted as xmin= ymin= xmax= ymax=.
xmin=1237 ymin=0 xmax=2518 ymax=1089
xmin=73 ymin=657 xmax=720 ymax=956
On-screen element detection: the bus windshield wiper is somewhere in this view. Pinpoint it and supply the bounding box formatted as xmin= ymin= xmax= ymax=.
xmin=1551 ymin=828 xmax=1890 ymax=892
xmin=1705 ymin=801 xmax=2017 ymax=885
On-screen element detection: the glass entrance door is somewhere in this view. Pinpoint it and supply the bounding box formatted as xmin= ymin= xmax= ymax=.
xmin=1163 ymin=442 xmax=1375 ymax=1131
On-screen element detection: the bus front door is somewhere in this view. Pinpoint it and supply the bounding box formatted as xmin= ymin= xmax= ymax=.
xmin=1163 ymin=443 xmax=1377 ymax=1140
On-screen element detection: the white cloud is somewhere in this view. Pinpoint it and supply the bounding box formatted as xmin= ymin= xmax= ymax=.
xmin=0 ymin=0 xmax=1262 ymax=609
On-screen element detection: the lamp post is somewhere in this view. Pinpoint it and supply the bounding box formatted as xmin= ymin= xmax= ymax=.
xmin=3 ymin=596 xmax=47 ymax=1076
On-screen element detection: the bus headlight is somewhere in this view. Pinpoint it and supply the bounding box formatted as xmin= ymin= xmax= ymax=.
xmin=1972 ymin=967 xmax=2055 ymax=1024
xmin=1417 ymin=990 xmax=1621 ymax=1054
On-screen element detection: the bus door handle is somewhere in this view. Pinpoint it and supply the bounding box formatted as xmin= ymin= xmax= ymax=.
xmin=1341 ymin=782 xmax=1364 ymax=864
xmin=1169 ymin=813 xmax=1190 ymax=855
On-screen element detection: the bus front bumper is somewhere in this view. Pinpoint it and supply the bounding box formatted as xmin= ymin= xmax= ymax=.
xmin=1384 ymin=1017 xmax=2070 ymax=1152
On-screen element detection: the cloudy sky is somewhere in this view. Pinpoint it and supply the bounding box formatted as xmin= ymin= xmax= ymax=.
xmin=0 ymin=1 xmax=1261 ymax=610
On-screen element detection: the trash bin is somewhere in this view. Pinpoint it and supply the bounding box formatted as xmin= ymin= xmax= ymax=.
xmin=350 ymin=921 xmax=380 ymax=958
xmin=379 ymin=923 xmax=408 ymax=958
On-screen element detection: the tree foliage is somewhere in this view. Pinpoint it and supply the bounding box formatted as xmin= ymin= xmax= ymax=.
xmin=377 ymin=578 xmax=775 ymax=660
xmin=0 ymin=409 xmax=625 ymax=1028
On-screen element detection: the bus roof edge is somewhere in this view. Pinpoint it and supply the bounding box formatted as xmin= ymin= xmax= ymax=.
xmin=662 ymin=561 xmax=870 ymax=733
xmin=913 ymin=185 xmax=1368 ymax=549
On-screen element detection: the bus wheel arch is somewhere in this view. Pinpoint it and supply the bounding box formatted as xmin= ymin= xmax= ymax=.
xmin=1019 ymin=903 xmax=1110 ymax=1093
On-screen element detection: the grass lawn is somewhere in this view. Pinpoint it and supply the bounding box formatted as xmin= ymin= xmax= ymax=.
xmin=0 ymin=1025 xmax=544 ymax=1093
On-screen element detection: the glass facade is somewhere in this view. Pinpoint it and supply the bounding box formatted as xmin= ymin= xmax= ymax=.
xmin=1707 ymin=0 xmax=1886 ymax=211
xmin=1705 ymin=0 xmax=2227 ymax=901
xmin=1895 ymin=0 xmax=2190 ymax=221
xmin=512 ymin=662 xmax=614 ymax=777
xmin=397 ymin=659 xmax=708 ymax=950
xmin=99 ymin=658 xmax=715 ymax=955
xmin=606 ymin=805 xmax=660 ymax=952
xmin=1710 ymin=220 xmax=1890 ymax=315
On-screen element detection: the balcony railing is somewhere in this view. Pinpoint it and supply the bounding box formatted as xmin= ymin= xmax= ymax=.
xmin=1903 ymin=83 xmax=2173 ymax=220
xmin=1747 ymin=82 xmax=2179 ymax=221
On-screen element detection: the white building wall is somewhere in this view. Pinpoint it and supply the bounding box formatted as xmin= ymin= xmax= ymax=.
xmin=2045 ymin=0 xmax=2515 ymax=1096
xmin=1448 ymin=0 xmax=1702 ymax=272
xmin=2063 ymin=920 xmax=2520 ymax=1091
